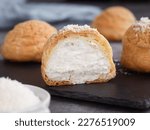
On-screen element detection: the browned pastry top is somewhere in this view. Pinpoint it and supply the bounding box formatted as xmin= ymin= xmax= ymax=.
xmin=92 ymin=6 xmax=136 ymax=41
xmin=123 ymin=17 xmax=150 ymax=48
xmin=1 ymin=20 xmax=57 ymax=62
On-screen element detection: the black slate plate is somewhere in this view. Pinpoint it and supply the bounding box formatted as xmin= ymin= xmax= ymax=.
xmin=0 ymin=60 xmax=150 ymax=109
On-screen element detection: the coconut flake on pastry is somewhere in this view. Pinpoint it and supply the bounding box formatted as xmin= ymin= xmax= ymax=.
xmin=121 ymin=17 xmax=150 ymax=72
xmin=41 ymin=25 xmax=116 ymax=86
xmin=1 ymin=20 xmax=57 ymax=62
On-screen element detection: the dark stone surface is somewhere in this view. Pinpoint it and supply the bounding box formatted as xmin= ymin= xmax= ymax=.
xmin=0 ymin=59 xmax=150 ymax=111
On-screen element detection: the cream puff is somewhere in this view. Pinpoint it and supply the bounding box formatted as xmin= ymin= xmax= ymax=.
xmin=1 ymin=20 xmax=57 ymax=62
xmin=121 ymin=17 xmax=150 ymax=72
xmin=41 ymin=25 xmax=116 ymax=86
xmin=92 ymin=6 xmax=136 ymax=41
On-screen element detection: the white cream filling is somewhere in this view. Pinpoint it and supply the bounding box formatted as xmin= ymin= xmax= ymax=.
xmin=45 ymin=36 xmax=110 ymax=84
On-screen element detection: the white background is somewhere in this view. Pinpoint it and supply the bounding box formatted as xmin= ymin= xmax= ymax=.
xmin=0 ymin=113 xmax=149 ymax=130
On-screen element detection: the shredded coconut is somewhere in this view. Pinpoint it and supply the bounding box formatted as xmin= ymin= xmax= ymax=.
xmin=140 ymin=17 xmax=150 ymax=23
xmin=0 ymin=77 xmax=40 ymax=112
xmin=133 ymin=17 xmax=150 ymax=32
xmin=60 ymin=24 xmax=97 ymax=33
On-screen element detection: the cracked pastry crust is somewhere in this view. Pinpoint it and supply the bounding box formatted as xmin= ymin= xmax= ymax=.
xmin=1 ymin=20 xmax=57 ymax=62
xmin=92 ymin=6 xmax=136 ymax=41
xmin=41 ymin=25 xmax=116 ymax=86
xmin=121 ymin=17 xmax=150 ymax=72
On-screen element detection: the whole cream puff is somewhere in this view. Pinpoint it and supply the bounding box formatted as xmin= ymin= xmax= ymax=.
xmin=41 ymin=25 xmax=116 ymax=86
xmin=121 ymin=17 xmax=150 ymax=72
xmin=92 ymin=6 xmax=136 ymax=41
xmin=1 ymin=20 xmax=57 ymax=62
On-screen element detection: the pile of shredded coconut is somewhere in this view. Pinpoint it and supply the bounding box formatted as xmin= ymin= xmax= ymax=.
xmin=60 ymin=24 xmax=97 ymax=33
xmin=0 ymin=77 xmax=40 ymax=112
xmin=133 ymin=17 xmax=150 ymax=31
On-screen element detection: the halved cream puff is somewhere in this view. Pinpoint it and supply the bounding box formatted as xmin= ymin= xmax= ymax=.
xmin=41 ymin=25 xmax=116 ymax=86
